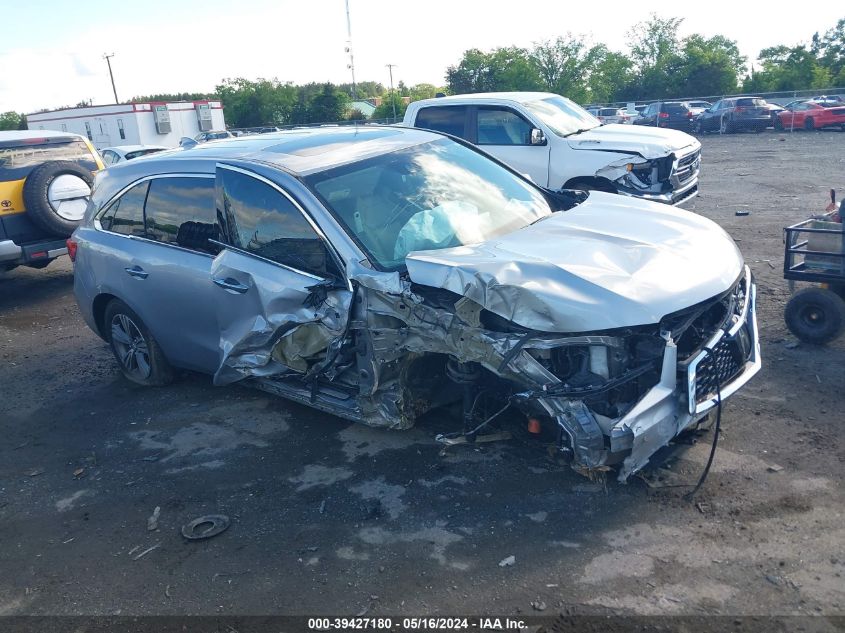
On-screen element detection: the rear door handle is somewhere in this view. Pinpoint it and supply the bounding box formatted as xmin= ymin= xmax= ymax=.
xmin=212 ymin=277 xmax=249 ymax=293
xmin=124 ymin=266 xmax=148 ymax=279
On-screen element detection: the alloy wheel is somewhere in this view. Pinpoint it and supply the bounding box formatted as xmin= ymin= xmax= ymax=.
xmin=110 ymin=313 xmax=152 ymax=380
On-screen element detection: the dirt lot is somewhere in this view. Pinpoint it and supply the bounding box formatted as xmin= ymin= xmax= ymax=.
xmin=1 ymin=130 xmax=844 ymax=626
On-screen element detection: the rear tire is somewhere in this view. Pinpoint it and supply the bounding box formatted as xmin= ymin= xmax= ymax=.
xmin=804 ymin=117 xmax=815 ymax=131
xmin=104 ymin=299 xmax=174 ymax=386
xmin=785 ymin=287 xmax=845 ymax=344
xmin=719 ymin=115 xmax=733 ymax=134
xmin=22 ymin=161 xmax=94 ymax=237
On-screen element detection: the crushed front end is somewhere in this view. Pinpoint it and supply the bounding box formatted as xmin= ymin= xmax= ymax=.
xmin=599 ymin=146 xmax=701 ymax=206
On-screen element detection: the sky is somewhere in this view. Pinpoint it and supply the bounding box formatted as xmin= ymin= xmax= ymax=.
xmin=2 ymin=0 xmax=843 ymax=113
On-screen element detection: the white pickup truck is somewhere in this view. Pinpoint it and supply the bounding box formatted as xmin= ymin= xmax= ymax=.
xmin=403 ymin=92 xmax=701 ymax=205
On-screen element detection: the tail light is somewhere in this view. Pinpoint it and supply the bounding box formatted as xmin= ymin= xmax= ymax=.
xmin=659 ymin=112 xmax=669 ymax=118
xmin=687 ymin=111 xmax=694 ymax=118
xmin=735 ymin=106 xmax=747 ymax=113
xmin=66 ymin=238 xmax=78 ymax=262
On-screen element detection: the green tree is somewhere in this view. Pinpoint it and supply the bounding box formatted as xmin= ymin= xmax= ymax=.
xmin=0 ymin=111 xmax=25 ymax=131
xmin=372 ymin=92 xmax=407 ymax=121
xmin=307 ymin=83 xmax=350 ymax=123
xmin=128 ymin=92 xmax=217 ymax=103
xmin=530 ymin=35 xmax=597 ymax=103
xmin=742 ymin=45 xmax=824 ymax=92
xmin=215 ymin=77 xmax=297 ymax=127
xmin=339 ymin=81 xmax=385 ymax=99
xmin=817 ymin=18 xmax=845 ymax=83
xmin=446 ymin=47 xmax=542 ymax=93
xmin=588 ymin=47 xmax=635 ymax=102
xmin=627 ymin=15 xmax=684 ymax=98
xmin=677 ymin=34 xmax=745 ymax=97
xmin=407 ymin=83 xmax=442 ymax=101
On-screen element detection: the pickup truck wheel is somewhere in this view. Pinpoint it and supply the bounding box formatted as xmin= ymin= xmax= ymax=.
xmin=104 ymin=299 xmax=174 ymax=386
xmin=22 ymin=161 xmax=94 ymax=237
xmin=785 ymin=287 xmax=845 ymax=344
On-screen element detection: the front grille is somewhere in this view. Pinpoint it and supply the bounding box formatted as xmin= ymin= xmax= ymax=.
xmin=693 ymin=331 xmax=746 ymax=403
xmin=673 ymin=150 xmax=700 ymax=184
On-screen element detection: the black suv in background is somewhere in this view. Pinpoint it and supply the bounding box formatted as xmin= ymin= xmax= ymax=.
xmin=634 ymin=102 xmax=695 ymax=130
xmin=693 ymin=97 xmax=771 ymax=134
xmin=0 ymin=131 xmax=102 ymax=271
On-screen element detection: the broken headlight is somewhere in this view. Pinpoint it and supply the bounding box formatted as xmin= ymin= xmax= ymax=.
xmin=626 ymin=161 xmax=656 ymax=186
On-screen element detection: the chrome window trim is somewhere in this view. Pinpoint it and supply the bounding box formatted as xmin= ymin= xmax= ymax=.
xmin=93 ymin=172 xmax=217 ymax=258
xmin=94 ymin=172 xmax=215 ymax=226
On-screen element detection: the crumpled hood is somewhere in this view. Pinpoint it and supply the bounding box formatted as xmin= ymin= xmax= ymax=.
xmin=567 ymin=124 xmax=699 ymax=158
xmin=405 ymin=192 xmax=743 ymax=333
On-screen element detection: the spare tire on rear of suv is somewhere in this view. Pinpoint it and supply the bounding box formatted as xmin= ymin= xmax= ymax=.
xmin=22 ymin=161 xmax=95 ymax=237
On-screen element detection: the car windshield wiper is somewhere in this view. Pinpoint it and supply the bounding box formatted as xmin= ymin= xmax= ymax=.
xmin=563 ymin=127 xmax=596 ymax=138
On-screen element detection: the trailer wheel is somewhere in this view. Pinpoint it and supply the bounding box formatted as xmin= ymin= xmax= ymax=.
xmin=785 ymin=287 xmax=845 ymax=344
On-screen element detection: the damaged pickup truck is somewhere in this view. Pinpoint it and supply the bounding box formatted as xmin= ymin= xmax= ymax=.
xmin=71 ymin=127 xmax=760 ymax=481
xmin=403 ymin=92 xmax=702 ymax=206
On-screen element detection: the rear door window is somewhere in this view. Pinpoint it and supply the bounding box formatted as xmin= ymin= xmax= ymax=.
xmin=143 ymin=177 xmax=218 ymax=253
xmin=217 ymin=168 xmax=337 ymax=278
xmin=414 ymin=106 xmax=468 ymax=138
xmin=100 ymin=180 xmax=148 ymax=237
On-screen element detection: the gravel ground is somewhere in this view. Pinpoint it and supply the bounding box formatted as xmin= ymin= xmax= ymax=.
xmin=0 ymin=129 xmax=843 ymax=627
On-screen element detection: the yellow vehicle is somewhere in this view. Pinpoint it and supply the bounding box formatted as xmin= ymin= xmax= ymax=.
xmin=0 ymin=130 xmax=104 ymax=270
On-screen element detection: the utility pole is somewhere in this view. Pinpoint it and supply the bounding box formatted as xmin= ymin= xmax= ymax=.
xmin=386 ymin=63 xmax=397 ymax=121
xmin=103 ymin=53 xmax=118 ymax=104
xmin=344 ymin=0 xmax=357 ymax=100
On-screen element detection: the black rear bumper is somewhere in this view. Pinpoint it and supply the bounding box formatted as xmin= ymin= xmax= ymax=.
xmin=0 ymin=238 xmax=68 ymax=267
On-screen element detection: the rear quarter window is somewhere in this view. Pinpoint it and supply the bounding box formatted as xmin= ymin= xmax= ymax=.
xmin=737 ymin=98 xmax=766 ymax=106
xmin=0 ymin=140 xmax=98 ymax=182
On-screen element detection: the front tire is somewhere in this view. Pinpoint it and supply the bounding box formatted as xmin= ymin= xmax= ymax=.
xmin=774 ymin=117 xmax=784 ymax=130
xmin=104 ymin=299 xmax=174 ymax=386
xmin=785 ymin=287 xmax=845 ymax=345
xmin=719 ymin=115 xmax=733 ymax=134
xmin=804 ymin=117 xmax=815 ymax=131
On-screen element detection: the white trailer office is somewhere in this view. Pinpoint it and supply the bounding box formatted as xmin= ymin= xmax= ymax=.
xmin=26 ymin=100 xmax=226 ymax=149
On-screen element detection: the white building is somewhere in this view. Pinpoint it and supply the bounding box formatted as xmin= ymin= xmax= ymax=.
xmin=26 ymin=100 xmax=226 ymax=149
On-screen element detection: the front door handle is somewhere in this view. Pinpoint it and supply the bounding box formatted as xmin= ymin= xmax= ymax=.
xmin=212 ymin=277 xmax=249 ymax=293
xmin=124 ymin=266 xmax=148 ymax=279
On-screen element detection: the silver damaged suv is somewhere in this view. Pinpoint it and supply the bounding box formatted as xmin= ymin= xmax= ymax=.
xmin=70 ymin=127 xmax=761 ymax=481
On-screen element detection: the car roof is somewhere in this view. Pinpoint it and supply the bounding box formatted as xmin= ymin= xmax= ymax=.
xmin=109 ymin=126 xmax=443 ymax=177
xmin=413 ymin=92 xmax=560 ymax=106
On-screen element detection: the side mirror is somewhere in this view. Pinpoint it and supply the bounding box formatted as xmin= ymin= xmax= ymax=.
xmin=179 ymin=137 xmax=198 ymax=149
xmin=530 ymin=128 xmax=546 ymax=145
